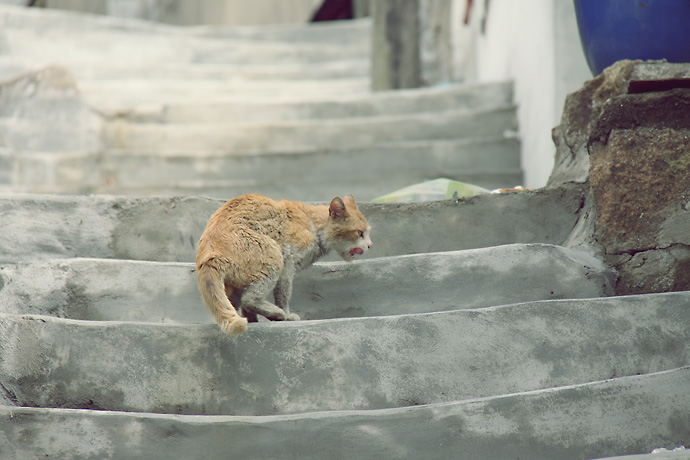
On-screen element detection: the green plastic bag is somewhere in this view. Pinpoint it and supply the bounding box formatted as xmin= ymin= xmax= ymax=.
xmin=371 ymin=178 xmax=489 ymax=203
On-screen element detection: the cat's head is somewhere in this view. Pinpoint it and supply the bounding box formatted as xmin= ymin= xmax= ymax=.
xmin=327 ymin=195 xmax=372 ymax=262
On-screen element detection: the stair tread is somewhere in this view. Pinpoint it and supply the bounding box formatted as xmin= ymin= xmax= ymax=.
xmin=104 ymin=106 xmax=518 ymax=152
xmin=115 ymin=81 xmax=514 ymax=123
xmin=0 ymin=186 xmax=585 ymax=262
xmin=1 ymin=292 xmax=688 ymax=416
xmin=0 ymin=244 xmax=614 ymax=323
xmin=1 ymin=367 xmax=688 ymax=460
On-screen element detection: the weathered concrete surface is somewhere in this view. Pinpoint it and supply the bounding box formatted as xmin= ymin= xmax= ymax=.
xmin=295 ymin=244 xmax=614 ymax=319
xmin=0 ymin=65 xmax=102 ymax=152
xmin=81 ymin=78 xmax=370 ymax=111
xmin=2 ymin=6 xmax=369 ymax=67
xmin=1 ymin=367 xmax=688 ymax=460
xmin=1 ymin=4 xmax=371 ymax=45
xmin=99 ymin=137 xmax=520 ymax=200
xmin=593 ymin=451 xmax=690 ymax=460
xmin=0 ymin=259 xmax=201 ymax=323
xmin=0 ymin=185 xmax=585 ymax=262
xmin=0 ymin=150 xmax=100 ymax=195
xmin=0 ymin=244 xmax=615 ymax=322
xmin=1 ymin=3 xmax=519 ymax=197
xmin=1 ymin=80 xmax=519 ymax=196
xmin=149 ymin=81 xmax=513 ymax=124
xmin=589 ymin=88 xmax=690 ymax=295
xmin=104 ymin=106 xmax=517 ymax=153
xmin=1 ymin=292 xmax=688 ymax=415
xmin=0 ymin=4 xmax=371 ymax=117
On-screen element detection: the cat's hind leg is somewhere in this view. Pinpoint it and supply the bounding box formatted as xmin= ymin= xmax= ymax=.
xmin=274 ymin=268 xmax=300 ymax=321
xmin=241 ymin=309 xmax=259 ymax=323
xmin=226 ymin=285 xmax=258 ymax=323
xmin=241 ymin=269 xmax=288 ymax=322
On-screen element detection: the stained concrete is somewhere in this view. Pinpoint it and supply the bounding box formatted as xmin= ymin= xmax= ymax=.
xmin=1 ymin=5 xmax=686 ymax=458
xmin=0 ymin=244 xmax=615 ymax=322
xmin=593 ymin=451 xmax=690 ymax=460
xmin=0 ymin=367 xmax=688 ymax=460
xmin=103 ymin=106 xmax=517 ymax=153
xmin=1 ymin=292 xmax=688 ymax=416
xmin=151 ymin=81 xmax=513 ymax=124
xmin=1 ymin=2 xmax=520 ymax=199
xmin=0 ymin=185 xmax=586 ymax=262
xmin=98 ymin=137 xmax=521 ymax=200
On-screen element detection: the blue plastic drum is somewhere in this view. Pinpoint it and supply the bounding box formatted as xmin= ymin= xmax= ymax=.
xmin=574 ymin=0 xmax=690 ymax=75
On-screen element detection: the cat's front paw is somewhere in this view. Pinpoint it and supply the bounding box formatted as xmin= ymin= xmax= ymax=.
xmin=285 ymin=313 xmax=300 ymax=321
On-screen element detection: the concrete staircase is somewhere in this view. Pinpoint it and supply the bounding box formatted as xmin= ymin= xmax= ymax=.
xmin=0 ymin=5 xmax=688 ymax=460
xmin=0 ymin=4 xmax=520 ymax=200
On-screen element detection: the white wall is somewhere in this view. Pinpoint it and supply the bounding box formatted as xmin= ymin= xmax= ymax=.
xmin=469 ymin=0 xmax=591 ymax=188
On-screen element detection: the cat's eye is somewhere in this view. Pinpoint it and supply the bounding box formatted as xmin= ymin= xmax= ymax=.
xmin=357 ymin=230 xmax=364 ymax=238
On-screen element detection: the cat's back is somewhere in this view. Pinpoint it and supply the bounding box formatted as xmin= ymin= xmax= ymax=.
xmin=207 ymin=194 xmax=282 ymax=229
xmin=205 ymin=194 xmax=318 ymax=242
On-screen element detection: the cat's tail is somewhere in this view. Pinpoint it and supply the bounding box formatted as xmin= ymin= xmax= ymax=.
xmin=196 ymin=261 xmax=248 ymax=335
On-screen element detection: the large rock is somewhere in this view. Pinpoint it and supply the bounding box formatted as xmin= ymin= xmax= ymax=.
xmin=548 ymin=60 xmax=690 ymax=187
xmin=549 ymin=60 xmax=690 ymax=295
xmin=548 ymin=60 xmax=635 ymax=186
xmin=589 ymin=88 xmax=690 ymax=295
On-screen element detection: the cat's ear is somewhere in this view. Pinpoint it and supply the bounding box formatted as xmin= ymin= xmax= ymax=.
xmin=343 ymin=194 xmax=359 ymax=211
xmin=329 ymin=197 xmax=351 ymax=219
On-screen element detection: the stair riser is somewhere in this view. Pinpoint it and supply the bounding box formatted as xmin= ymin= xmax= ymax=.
xmin=0 ymin=368 xmax=687 ymax=460
xmin=104 ymin=108 xmax=517 ymax=152
xmin=100 ymin=139 xmax=520 ymax=188
xmin=0 ymin=245 xmax=614 ymax=322
xmin=1 ymin=294 xmax=688 ymax=415
xmin=155 ymin=82 xmax=513 ymax=124
xmin=62 ymin=60 xmax=371 ymax=82
xmin=1 ymin=6 xmax=371 ymax=45
xmin=8 ymin=139 xmax=521 ymax=198
xmin=96 ymin=172 xmax=524 ymax=202
xmin=0 ymin=186 xmax=585 ymax=262
xmin=7 ymin=27 xmax=369 ymax=66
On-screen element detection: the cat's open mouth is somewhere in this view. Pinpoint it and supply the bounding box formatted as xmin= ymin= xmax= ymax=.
xmin=341 ymin=247 xmax=364 ymax=262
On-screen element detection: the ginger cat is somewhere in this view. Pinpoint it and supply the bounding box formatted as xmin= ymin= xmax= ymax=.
xmin=196 ymin=194 xmax=372 ymax=334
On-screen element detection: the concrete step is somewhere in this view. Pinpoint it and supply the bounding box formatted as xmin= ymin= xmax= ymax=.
xmin=0 ymin=150 xmax=100 ymax=195
xmin=97 ymin=137 xmax=521 ymax=199
xmin=0 ymin=146 xmax=521 ymax=200
xmin=97 ymin=170 xmax=523 ymax=201
xmin=2 ymin=366 xmax=688 ymax=460
xmin=592 ymin=451 xmax=690 ymax=460
xmin=0 ymin=244 xmax=615 ymax=323
xmin=4 ymin=15 xmax=368 ymax=66
xmin=0 ymin=185 xmax=586 ymax=262
xmin=2 ymin=5 xmax=371 ymax=112
xmin=0 ymin=65 xmax=104 ymax=153
xmin=190 ymin=18 xmax=372 ymax=46
xmin=104 ymin=105 xmax=518 ymax=153
xmin=4 ymin=55 xmax=369 ymax=81
xmin=7 ymin=138 xmax=520 ymax=193
xmin=1 ymin=293 xmax=688 ymax=416
xmin=82 ymin=77 xmax=370 ymax=111
xmin=124 ymin=81 xmax=513 ymax=124
xmin=1 ymin=4 xmax=371 ymax=46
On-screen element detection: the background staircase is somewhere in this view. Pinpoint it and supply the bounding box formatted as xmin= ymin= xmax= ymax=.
xmin=0 ymin=5 xmax=688 ymax=460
